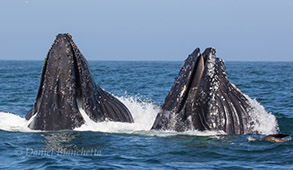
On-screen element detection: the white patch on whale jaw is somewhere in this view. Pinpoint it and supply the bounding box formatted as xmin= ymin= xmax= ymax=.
xmin=180 ymin=85 xmax=187 ymax=98
xmin=76 ymin=98 xmax=97 ymax=127
xmin=27 ymin=112 xmax=38 ymax=129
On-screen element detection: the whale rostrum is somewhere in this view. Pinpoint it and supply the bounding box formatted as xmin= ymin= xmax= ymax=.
xmin=25 ymin=33 xmax=133 ymax=130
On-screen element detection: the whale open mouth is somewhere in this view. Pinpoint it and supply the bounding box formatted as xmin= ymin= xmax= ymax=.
xmin=26 ymin=33 xmax=133 ymax=130
xmin=152 ymin=48 xmax=253 ymax=134
xmin=160 ymin=48 xmax=215 ymax=115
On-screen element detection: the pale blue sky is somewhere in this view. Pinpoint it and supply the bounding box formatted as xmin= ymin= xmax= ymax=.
xmin=0 ymin=0 xmax=292 ymax=61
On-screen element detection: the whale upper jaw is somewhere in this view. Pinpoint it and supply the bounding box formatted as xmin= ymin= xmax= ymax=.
xmin=152 ymin=48 xmax=254 ymax=135
xmin=26 ymin=33 xmax=133 ymax=131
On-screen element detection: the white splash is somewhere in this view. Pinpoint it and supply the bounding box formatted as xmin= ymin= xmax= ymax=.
xmin=75 ymin=96 xmax=159 ymax=133
xmin=245 ymin=94 xmax=279 ymax=135
xmin=0 ymin=95 xmax=279 ymax=136
xmin=0 ymin=112 xmax=37 ymax=132
xmin=247 ymin=136 xmax=257 ymax=142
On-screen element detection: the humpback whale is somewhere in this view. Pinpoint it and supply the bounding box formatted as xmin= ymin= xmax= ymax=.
xmin=25 ymin=33 xmax=133 ymax=130
xmin=152 ymin=48 xmax=255 ymax=134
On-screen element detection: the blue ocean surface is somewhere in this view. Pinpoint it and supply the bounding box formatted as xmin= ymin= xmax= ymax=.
xmin=0 ymin=60 xmax=292 ymax=169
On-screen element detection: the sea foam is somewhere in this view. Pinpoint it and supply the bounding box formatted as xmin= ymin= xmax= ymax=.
xmin=0 ymin=95 xmax=279 ymax=136
xmin=0 ymin=112 xmax=35 ymax=132
xmin=245 ymin=94 xmax=279 ymax=134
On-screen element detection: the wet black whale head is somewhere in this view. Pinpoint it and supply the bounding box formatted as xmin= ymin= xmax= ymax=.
xmin=25 ymin=33 xmax=133 ymax=130
xmin=152 ymin=48 xmax=254 ymax=134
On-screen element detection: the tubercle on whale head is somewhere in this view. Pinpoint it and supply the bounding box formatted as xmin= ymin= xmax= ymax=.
xmin=190 ymin=48 xmax=200 ymax=56
xmin=201 ymin=47 xmax=216 ymax=63
xmin=188 ymin=47 xmax=216 ymax=69
xmin=46 ymin=33 xmax=92 ymax=87
xmin=47 ymin=33 xmax=72 ymax=52
xmin=65 ymin=33 xmax=72 ymax=38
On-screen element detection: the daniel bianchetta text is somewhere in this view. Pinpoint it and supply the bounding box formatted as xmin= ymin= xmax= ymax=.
xmin=14 ymin=148 xmax=102 ymax=157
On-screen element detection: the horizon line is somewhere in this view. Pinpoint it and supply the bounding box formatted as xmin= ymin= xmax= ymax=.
xmin=0 ymin=59 xmax=292 ymax=62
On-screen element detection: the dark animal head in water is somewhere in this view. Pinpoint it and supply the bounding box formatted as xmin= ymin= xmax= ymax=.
xmin=260 ymin=134 xmax=289 ymax=143
xmin=25 ymin=33 xmax=133 ymax=130
xmin=152 ymin=48 xmax=254 ymax=134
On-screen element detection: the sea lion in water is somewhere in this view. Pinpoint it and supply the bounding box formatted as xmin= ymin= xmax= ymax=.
xmin=260 ymin=134 xmax=289 ymax=143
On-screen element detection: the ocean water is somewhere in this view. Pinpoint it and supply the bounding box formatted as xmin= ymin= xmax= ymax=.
xmin=0 ymin=60 xmax=292 ymax=169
